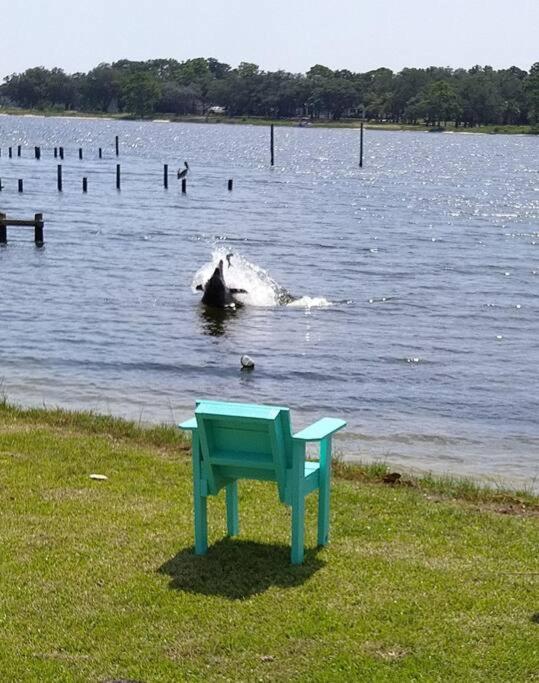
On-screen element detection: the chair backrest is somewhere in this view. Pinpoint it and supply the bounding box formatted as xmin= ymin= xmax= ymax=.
xmin=194 ymin=400 xmax=293 ymax=500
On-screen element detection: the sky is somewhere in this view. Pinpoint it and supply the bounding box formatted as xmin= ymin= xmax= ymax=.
xmin=0 ymin=0 xmax=537 ymax=76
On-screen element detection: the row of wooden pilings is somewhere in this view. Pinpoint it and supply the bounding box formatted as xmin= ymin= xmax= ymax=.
xmin=0 ymin=167 xmax=234 ymax=193
xmin=0 ymin=136 xmax=121 ymax=160
xmin=1 ymin=126 xmax=365 ymax=168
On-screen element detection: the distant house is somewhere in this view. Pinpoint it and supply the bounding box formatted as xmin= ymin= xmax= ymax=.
xmin=207 ymin=106 xmax=226 ymax=115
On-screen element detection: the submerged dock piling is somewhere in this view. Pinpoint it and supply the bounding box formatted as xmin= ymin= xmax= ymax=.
xmin=8 ymin=147 xmax=12 ymax=158
xmin=34 ymin=146 xmax=41 ymax=160
xmin=18 ymin=179 xmax=23 ymax=193
xmin=115 ymin=136 xmax=119 ymax=156
xmin=98 ymin=147 xmax=102 ymax=159
xmin=59 ymin=147 xmax=64 ymax=160
xmin=0 ymin=212 xmax=44 ymax=246
xmin=116 ymin=164 xmax=121 ymax=190
xmin=228 ymin=179 xmax=233 ymax=191
xmin=17 ymin=145 xmax=21 ymax=157
xmin=181 ymin=178 xmax=187 ymax=194
xmin=78 ymin=148 xmax=83 ymax=160
xmin=82 ymin=177 xmax=88 ymax=193
xmin=270 ymin=124 xmax=275 ymax=166
xmin=57 ymin=164 xmax=63 ymax=192
xmin=163 ymin=164 xmax=168 ymax=189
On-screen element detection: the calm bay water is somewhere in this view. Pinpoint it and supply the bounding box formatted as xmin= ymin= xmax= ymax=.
xmin=0 ymin=115 xmax=537 ymax=488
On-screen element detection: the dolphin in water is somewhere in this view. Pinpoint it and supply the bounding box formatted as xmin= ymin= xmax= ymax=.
xmin=195 ymin=258 xmax=247 ymax=308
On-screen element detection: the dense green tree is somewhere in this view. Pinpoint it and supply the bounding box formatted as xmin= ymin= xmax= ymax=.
xmin=419 ymin=80 xmax=461 ymax=125
xmin=525 ymin=62 xmax=539 ymax=123
xmin=121 ymin=72 xmax=161 ymax=117
xmin=80 ymin=63 xmax=122 ymax=111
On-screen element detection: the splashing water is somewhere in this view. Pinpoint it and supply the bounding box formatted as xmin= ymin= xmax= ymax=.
xmin=191 ymin=249 xmax=332 ymax=308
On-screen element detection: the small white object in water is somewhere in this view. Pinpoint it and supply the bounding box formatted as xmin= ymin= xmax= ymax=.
xmin=496 ymin=335 xmax=503 ymax=340
xmin=241 ymin=355 xmax=255 ymax=369
xmin=90 ymin=474 xmax=108 ymax=481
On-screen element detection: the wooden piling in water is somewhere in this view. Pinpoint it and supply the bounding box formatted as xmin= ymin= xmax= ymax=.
xmin=163 ymin=164 xmax=168 ymax=189
xmin=270 ymin=124 xmax=275 ymax=166
xmin=34 ymin=213 xmax=44 ymax=246
xmin=115 ymin=136 xmax=119 ymax=156
xmin=359 ymin=121 xmax=364 ymax=168
xmin=18 ymin=179 xmax=23 ymax=193
xmin=57 ymin=164 xmax=63 ymax=192
xmin=17 ymin=145 xmax=21 ymax=157
xmin=228 ymin=179 xmax=233 ymax=191
xmin=59 ymin=147 xmax=64 ymax=160
xmin=34 ymin=146 xmax=41 ymax=160
xmin=8 ymin=147 xmax=12 ymax=158
xmin=181 ymin=178 xmax=187 ymax=194
xmin=116 ymin=164 xmax=121 ymax=190
xmin=82 ymin=177 xmax=88 ymax=193
xmin=54 ymin=147 xmax=58 ymax=158
xmin=0 ymin=213 xmax=5 ymax=244
xmin=78 ymin=148 xmax=83 ymax=160
xmin=98 ymin=148 xmax=102 ymax=159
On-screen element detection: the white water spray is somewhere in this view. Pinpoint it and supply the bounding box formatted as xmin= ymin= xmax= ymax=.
xmin=191 ymin=249 xmax=332 ymax=308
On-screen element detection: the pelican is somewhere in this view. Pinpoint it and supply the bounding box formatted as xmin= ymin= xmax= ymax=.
xmin=177 ymin=161 xmax=189 ymax=179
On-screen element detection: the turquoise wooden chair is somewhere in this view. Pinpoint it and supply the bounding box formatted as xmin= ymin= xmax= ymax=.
xmin=179 ymin=400 xmax=346 ymax=564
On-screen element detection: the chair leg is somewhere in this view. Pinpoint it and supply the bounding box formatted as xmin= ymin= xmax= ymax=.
xmin=291 ymin=497 xmax=305 ymax=564
xmin=226 ymin=481 xmax=239 ymax=537
xmin=192 ymin=433 xmax=208 ymax=555
xmin=317 ymin=437 xmax=332 ymax=546
xmin=291 ymin=440 xmax=306 ymax=564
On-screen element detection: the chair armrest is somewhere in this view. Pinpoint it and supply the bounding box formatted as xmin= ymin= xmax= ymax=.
xmin=178 ymin=417 xmax=197 ymax=431
xmin=293 ymin=417 xmax=346 ymax=442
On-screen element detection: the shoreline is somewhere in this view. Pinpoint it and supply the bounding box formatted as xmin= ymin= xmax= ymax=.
xmin=1 ymin=400 xmax=537 ymax=504
xmin=1 ymin=107 xmax=537 ymax=136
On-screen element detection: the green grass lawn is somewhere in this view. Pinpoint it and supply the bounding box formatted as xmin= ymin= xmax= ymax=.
xmin=0 ymin=403 xmax=537 ymax=682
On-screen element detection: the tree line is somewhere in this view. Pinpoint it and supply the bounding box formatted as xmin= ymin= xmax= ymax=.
xmin=1 ymin=58 xmax=538 ymax=127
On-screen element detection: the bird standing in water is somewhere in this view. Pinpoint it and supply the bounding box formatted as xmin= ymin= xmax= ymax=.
xmin=177 ymin=161 xmax=189 ymax=179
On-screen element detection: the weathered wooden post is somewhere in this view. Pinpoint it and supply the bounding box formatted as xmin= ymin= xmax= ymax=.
xmin=115 ymin=135 xmax=119 ymax=156
xmin=78 ymin=148 xmax=83 ymax=160
xmin=228 ymin=179 xmax=233 ymax=191
xmin=270 ymin=124 xmax=275 ymax=166
xmin=359 ymin=104 xmax=365 ymax=168
xmin=0 ymin=213 xmax=6 ymax=244
xmin=57 ymin=164 xmax=63 ymax=192
xmin=82 ymin=177 xmax=88 ymax=193
xmin=163 ymin=164 xmax=168 ymax=189
xmin=181 ymin=177 xmax=187 ymax=194
xmin=17 ymin=145 xmax=21 ymax=157
xmin=54 ymin=147 xmax=58 ymax=158
xmin=98 ymin=147 xmax=102 ymax=159
xmin=34 ymin=213 xmax=44 ymax=246
xmin=18 ymin=179 xmax=23 ymax=193
xmin=116 ymin=164 xmax=121 ymax=190
xmin=59 ymin=147 xmax=64 ymax=160
xmin=8 ymin=147 xmax=12 ymax=158
xmin=34 ymin=146 xmax=41 ymax=160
